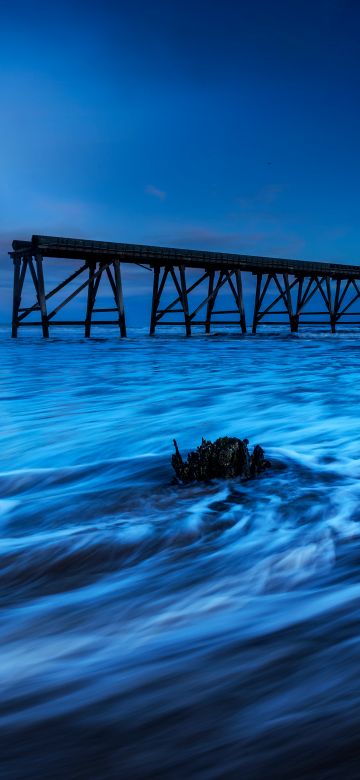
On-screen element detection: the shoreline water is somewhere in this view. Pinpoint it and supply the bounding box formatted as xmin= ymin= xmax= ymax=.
xmin=2 ymin=327 xmax=360 ymax=778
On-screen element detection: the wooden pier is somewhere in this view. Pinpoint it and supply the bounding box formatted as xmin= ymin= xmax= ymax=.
xmin=9 ymin=234 xmax=360 ymax=337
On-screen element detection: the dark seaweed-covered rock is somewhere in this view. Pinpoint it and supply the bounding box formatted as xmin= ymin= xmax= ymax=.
xmin=172 ymin=437 xmax=270 ymax=483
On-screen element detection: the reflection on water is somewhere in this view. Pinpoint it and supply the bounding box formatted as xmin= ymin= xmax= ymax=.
xmin=2 ymin=327 xmax=360 ymax=778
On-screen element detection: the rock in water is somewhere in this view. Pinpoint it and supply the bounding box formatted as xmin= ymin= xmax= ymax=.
xmin=172 ymin=437 xmax=270 ymax=483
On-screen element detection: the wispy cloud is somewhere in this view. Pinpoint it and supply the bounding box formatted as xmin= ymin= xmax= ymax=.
xmin=145 ymin=220 xmax=307 ymax=260
xmin=148 ymin=222 xmax=284 ymax=251
xmin=145 ymin=184 xmax=167 ymax=200
xmin=163 ymin=227 xmax=267 ymax=250
xmin=237 ymin=184 xmax=283 ymax=210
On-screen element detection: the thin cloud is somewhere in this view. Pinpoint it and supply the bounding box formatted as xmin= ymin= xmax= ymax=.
xmin=149 ymin=225 xmax=268 ymax=251
xmin=237 ymin=184 xmax=283 ymax=210
xmin=145 ymin=185 xmax=167 ymax=200
xmin=145 ymin=221 xmax=309 ymax=261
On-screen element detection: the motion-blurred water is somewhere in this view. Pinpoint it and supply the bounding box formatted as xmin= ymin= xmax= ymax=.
xmin=2 ymin=326 xmax=360 ymax=779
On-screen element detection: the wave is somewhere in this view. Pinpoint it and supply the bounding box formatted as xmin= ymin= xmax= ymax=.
xmin=3 ymin=332 xmax=360 ymax=777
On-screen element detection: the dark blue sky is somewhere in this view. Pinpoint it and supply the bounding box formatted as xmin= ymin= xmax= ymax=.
xmin=1 ymin=0 xmax=360 ymax=321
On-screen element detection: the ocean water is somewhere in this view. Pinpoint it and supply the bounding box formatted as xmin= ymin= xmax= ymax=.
xmin=2 ymin=326 xmax=360 ymax=779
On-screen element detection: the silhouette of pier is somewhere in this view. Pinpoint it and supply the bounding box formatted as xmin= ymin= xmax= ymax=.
xmin=10 ymin=234 xmax=360 ymax=337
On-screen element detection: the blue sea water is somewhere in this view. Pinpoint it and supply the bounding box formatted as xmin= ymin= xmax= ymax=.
xmin=2 ymin=326 xmax=360 ymax=779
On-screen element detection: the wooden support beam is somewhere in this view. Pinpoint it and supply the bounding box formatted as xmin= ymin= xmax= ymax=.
xmin=169 ymin=267 xmax=184 ymax=301
xmin=154 ymin=268 xmax=170 ymax=321
xmin=313 ymin=276 xmax=330 ymax=310
xmin=150 ymin=266 xmax=160 ymax=335
xmin=17 ymin=263 xmax=88 ymax=323
xmin=19 ymin=320 xmax=122 ymax=326
xmin=300 ymin=276 xmax=324 ymax=311
xmin=333 ymin=279 xmax=341 ymax=324
xmin=235 ymin=270 xmax=246 ymax=333
xmin=105 ymin=265 xmax=117 ymax=298
xmin=11 ymin=258 xmax=22 ymax=337
xmin=294 ymin=275 xmax=338 ymax=330
xmin=260 ymin=277 xmax=298 ymax=318
xmin=113 ymin=259 xmax=126 ymax=337
xmin=283 ymin=273 xmax=296 ymax=332
xmin=205 ymin=270 xmax=215 ymax=334
xmin=325 ymin=276 xmax=335 ymax=332
xmin=85 ymin=262 xmax=96 ymax=337
xmin=28 ymin=258 xmax=40 ymax=298
xmin=255 ymin=273 xmax=273 ymax=325
xmin=35 ymin=255 xmax=49 ymax=337
xmin=251 ymin=273 xmax=300 ymax=330
xmin=153 ymin=269 xmax=211 ymax=328
xmin=224 ymin=271 xmax=244 ymax=332
xmin=179 ymin=265 xmax=191 ymax=336
xmin=190 ymin=271 xmax=228 ymax=321
xmin=47 ymin=261 xmax=112 ymax=320
xmin=252 ymin=273 xmax=262 ymax=333
xmin=336 ymin=279 xmax=351 ymax=314
xmin=299 ymin=277 xmax=314 ymax=310
xmin=294 ymin=277 xmax=304 ymax=331
xmin=352 ymin=279 xmax=360 ymax=297
xmin=337 ymin=285 xmax=360 ymax=318
xmin=168 ymin=265 xmax=194 ymax=336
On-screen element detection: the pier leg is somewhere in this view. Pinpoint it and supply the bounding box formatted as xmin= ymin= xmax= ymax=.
xmin=11 ymin=257 xmax=22 ymax=338
xmin=150 ymin=266 xmax=160 ymax=335
xmin=252 ymin=273 xmax=262 ymax=333
xmin=293 ymin=277 xmax=303 ymax=332
xmin=35 ymin=255 xmax=49 ymax=337
xmin=326 ymin=276 xmax=335 ymax=333
xmin=205 ymin=270 xmax=215 ymax=333
xmin=113 ymin=260 xmax=126 ymax=337
xmin=283 ymin=273 xmax=296 ymax=332
xmin=235 ymin=270 xmax=246 ymax=333
xmin=179 ymin=265 xmax=191 ymax=336
xmin=85 ymin=262 xmax=96 ymax=337
xmin=333 ymin=279 xmax=341 ymax=331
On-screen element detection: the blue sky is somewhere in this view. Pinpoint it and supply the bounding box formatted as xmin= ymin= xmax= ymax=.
xmin=1 ymin=0 xmax=360 ymax=323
